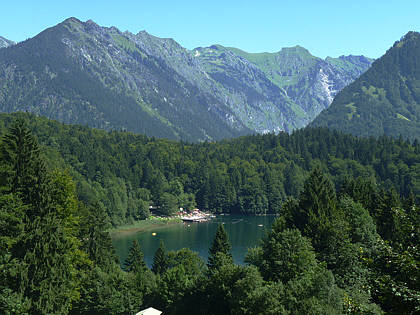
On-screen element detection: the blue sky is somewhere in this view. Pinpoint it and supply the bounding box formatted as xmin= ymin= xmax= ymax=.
xmin=2 ymin=0 xmax=419 ymax=58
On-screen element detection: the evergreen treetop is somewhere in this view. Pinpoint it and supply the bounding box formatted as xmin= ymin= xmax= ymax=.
xmin=124 ymin=239 xmax=146 ymax=273
xmin=207 ymin=223 xmax=233 ymax=270
xmin=152 ymin=240 xmax=168 ymax=275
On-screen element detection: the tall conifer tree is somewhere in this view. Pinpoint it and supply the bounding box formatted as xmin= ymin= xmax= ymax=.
xmin=0 ymin=118 xmax=48 ymax=219
xmin=152 ymin=240 xmax=168 ymax=275
xmin=79 ymin=202 xmax=118 ymax=269
xmin=0 ymin=118 xmax=85 ymax=314
xmin=124 ymin=240 xmax=146 ymax=273
xmin=207 ymin=224 xmax=232 ymax=270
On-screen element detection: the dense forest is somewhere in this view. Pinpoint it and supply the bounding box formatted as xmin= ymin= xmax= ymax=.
xmin=0 ymin=112 xmax=418 ymax=226
xmin=0 ymin=117 xmax=418 ymax=314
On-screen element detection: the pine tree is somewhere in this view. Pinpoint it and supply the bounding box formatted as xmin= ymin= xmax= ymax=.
xmin=152 ymin=240 xmax=168 ymax=275
xmin=288 ymin=168 xmax=352 ymax=274
xmin=374 ymin=187 xmax=402 ymax=243
xmin=0 ymin=118 xmax=47 ymax=213
xmin=298 ymin=167 xmax=337 ymax=225
xmin=291 ymin=168 xmax=341 ymax=240
xmin=0 ymin=194 xmax=30 ymax=314
xmin=0 ymin=119 xmax=86 ymax=314
xmin=207 ymin=224 xmax=232 ymax=270
xmin=0 ymin=118 xmax=52 ymax=236
xmin=124 ymin=240 xmax=146 ymax=273
xmin=0 ymin=194 xmax=25 ymax=255
xmin=79 ymin=202 xmax=118 ymax=269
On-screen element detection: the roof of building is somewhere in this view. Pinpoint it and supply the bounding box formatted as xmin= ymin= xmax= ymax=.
xmin=135 ymin=307 xmax=162 ymax=315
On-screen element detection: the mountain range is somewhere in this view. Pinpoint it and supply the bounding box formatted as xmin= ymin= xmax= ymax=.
xmin=312 ymin=31 xmax=420 ymax=140
xmin=0 ymin=18 xmax=372 ymax=141
xmin=197 ymin=45 xmax=372 ymax=131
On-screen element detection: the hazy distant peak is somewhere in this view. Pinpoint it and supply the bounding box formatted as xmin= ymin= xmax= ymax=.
xmin=199 ymin=44 xmax=312 ymax=56
xmin=61 ymin=17 xmax=122 ymax=36
xmin=85 ymin=19 xmax=98 ymax=25
xmin=137 ymin=30 xmax=150 ymax=36
xmin=136 ymin=30 xmax=162 ymax=41
xmin=283 ymin=44 xmax=305 ymax=50
xmin=133 ymin=30 xmax=179 ymax=48
xmin=63 ymin=17 xmax=82 ymax=25
xmin=394 ymin=31 xmax=420 ymax=49
xmin=83 ymin=19 xmax=103 ymax=33
xmin=340 ymin=55 xmax=373 ymax=62
xmin=278 ymin=45 xmax=313 ymax=57
xmin=401 ymin=31 xmax=420 ymax=41
xmin=209 ymin=44 xmax=225 ymax=50
xmin=325 ymin=55 xmax=374 ymax=64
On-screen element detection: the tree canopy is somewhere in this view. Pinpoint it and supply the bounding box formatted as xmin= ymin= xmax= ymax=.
xmin=0 ymin=116 xmax=418 ymax=314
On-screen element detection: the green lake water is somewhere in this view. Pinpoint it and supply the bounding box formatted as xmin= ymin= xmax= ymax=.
xmin=112 ymin=215 xmax=276 ymax=267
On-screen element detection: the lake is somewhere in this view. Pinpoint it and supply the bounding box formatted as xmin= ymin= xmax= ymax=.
xmin=112 ymin=215 xmax=276 ymax=267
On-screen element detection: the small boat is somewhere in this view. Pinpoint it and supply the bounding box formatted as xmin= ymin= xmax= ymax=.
xmin=181 ymin=215 xmax=210 ymax=223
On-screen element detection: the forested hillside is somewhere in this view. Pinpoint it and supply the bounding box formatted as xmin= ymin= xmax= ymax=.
xmin=312 ymin=31 xmax=420 ymax=140
xmin=1 ymin=118 xmax=418 ymax=314
xmin=0 ymin=112 xmax=419 ymax=227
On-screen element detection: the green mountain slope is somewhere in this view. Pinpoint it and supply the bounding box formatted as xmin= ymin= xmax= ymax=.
xmin=311 ymin=31 xmax=420 ymax=140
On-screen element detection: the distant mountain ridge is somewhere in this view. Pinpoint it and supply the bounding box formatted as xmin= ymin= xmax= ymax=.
xmin=311 ymin=31 xmax=420 ymax=140
xmin=195 ymin=45 xmax=373 ymax=131
xmin=0 ymin=36 xmax=15 ymax=48
xmin=0 ymin=18 xmax=372 ymax=141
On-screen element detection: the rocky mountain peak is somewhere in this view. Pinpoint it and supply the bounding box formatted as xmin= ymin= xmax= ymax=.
xmin=85 ymin=19 xmax=98 ymax=25
xmin=399 ymin=31 xmax=420 ymax=43
xmin=63 ymin=17 xmax=82 ymax=25
xmin=136 ymin=30 xmax=149 ymax=36
xmin=0 ymin=36 xmax=16 ymax=49
xmin=279 ymin=45 xmax=312 ymax=56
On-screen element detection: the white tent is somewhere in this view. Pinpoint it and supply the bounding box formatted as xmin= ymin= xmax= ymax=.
xmin=135 ymin=307 xmax=162 ymax=315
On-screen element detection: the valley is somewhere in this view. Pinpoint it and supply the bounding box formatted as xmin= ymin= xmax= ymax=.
xmin=0 ymin=11 xmax=419 ymax=315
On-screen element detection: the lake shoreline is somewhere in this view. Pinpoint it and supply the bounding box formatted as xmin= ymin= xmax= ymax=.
xmin=112 ymin=214 xmax=276 ymax=267
xmin=110 ymin=212 xmax=278 ymax=237
xmin=109 ymin=217 xmax=183 ymax=237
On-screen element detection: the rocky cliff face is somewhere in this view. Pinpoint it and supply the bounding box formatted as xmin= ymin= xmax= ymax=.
xmin=0 ymin=18 xmax=372 ymax=140
xmin=0 ymin=36 xmax=15 ymax=49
